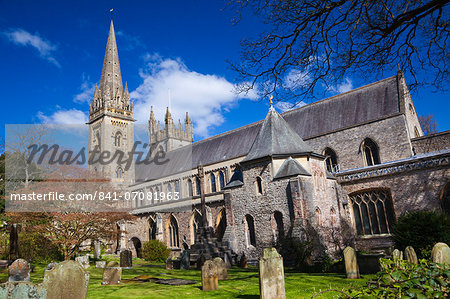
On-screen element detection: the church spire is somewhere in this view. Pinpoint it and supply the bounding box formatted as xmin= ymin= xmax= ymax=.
xmin=165 ymin=107 xmax=174 ymax=124
xmin=98 ymin=20 xmax=123 ymax=101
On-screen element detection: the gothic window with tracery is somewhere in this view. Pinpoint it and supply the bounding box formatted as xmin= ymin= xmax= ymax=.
xmin=219 ymin=171 xmax=226 ymax=190
xmin=350 ymin=189 xmax=395 ymax=236
xmin=116 ymin=167 xmax=123 ymax=179
xmin=324 ymin=147 xmax=338 ymax=172
xmin=361 ymin=138 xmax=380 ymax=166
xmin=210 ymin=173 xmax=217 ymax=193
xmin=114 ymin=131 xmax=122 ymax=147
xmin=168 ymin=216 xmax=179 ymax=248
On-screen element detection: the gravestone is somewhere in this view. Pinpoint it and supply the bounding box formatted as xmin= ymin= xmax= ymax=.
xmin=94 ymin=242 xmax=101 ymax=260
xmin=165 ymin=258 xmax=174 ymax=270
xmin=96 ymin=261 xmax=106 ymax=268
xmin=259 ymin=248 xmax=285 ymax=299
xmin=120 ymin=250 xmax=132 ymax=268
xmin=102 ymin=266 xmax=122 ymax=285
xmin=392 ymin=249 xmax=403 ymax=264
xmin=404 ymin=246 xmax=418 ymax=264
xmin=8 ymin=259 xmax=30 ymax=282
xmin=239 ymin=253 xmax=248 ymax=268
xmin=223 ymin=252 xmax=232 ymax=269
xmin=180 ymin=250 xmax=190 ymax=270
xmin=0 ymin=282 xmax=47 ymax=299
xmin=43 ymin=260 xmax=90 ymax=299
xmin=213 ymin=257 xmax=227 ymax=280
xmin=9 ymin=224 xmax=19 ymax=262
xmin=76 ymin=255 xmax=90 ymax=269
xmin=106 ymin=261 xmax=119 ymax=267
xmin=201 ymin=260 xmax=218 ymax=291
xmin=431 ymin=242 xmax=450 ymax=264
xmin=343 ymin=247 xmax=360 ymax=279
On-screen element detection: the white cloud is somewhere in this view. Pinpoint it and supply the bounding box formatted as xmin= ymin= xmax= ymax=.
xmin=131 ymin=54 xmax=259 ymax=137
xmin=275 ymin=101 xmax=307 ymax=112
xmin=329 ymin=78 xmax=353 ymax=94
xmin=74 ymin=74 xmax=96 ymax=104
xmin=3 ymin=28 xmax=60 ymax=67
xmin=37 ymin=109 xmax=88 ymax=125
xmin=283 ymin=69 xmax=311 ymax=90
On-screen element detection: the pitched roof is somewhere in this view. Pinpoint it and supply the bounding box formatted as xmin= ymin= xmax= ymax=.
xmin=99 ymin=20 xmax=123 ymax=95
xmin=273 ymin=157 xmax=311 ymax=180
xmin=241 ymin=108 xmax=312 ymax=163
xmin=135 ymin=75 xmax=401 ymax=182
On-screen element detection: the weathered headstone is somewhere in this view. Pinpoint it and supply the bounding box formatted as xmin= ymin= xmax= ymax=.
xmin=343 ymin=247 xmax=360 ymax=279
xmin=431 ymin=242 xmax=450 ymax=264
xmin=259 ymin=248 xmax=285 ymax=299
xmin=0 ymin=282 xmax=47 ymax=299
xmin=8 ymin=259 xmax=31 ymax=282
xmin=106 ymin=261 xmax=119 ymax=267
xmin=239 ymin=253 xmax=248 ymax=268
xmin=180 ymin=250 xmax=190 ymax=270
xmin=102 ymin=266 xmax=122 ymax=285
xmin=404 ymin=246 xmax=418 ymax=264
xmin=120 ymin=250 xmax=132 ymax=268
xmin=76 ymin=255 xmax=90 ymax=269
xmin=165 ymin=258 xmax=174 ymax=270
xmin=213 ymin=257 xmax=227 ymax=280
xmin=94 ymin=242 xmax=101 ymax=260
xmin=96 ymin=261 xmax=106 ymax=268
xmin=392 ymin=249 xmax=403 ymax=264
xmin=43 ymin=260 xmax=90 ymax=299
xmin=201 ymin=260 xmax=218 ymax=291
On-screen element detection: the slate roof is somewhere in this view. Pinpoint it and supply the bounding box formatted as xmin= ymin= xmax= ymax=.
xmin=135 ymin=75 xmax=401 ymax=183
xmin=273 ymin=157 xmax=311 ymax=180
xmin=241 ymin=108 xmax=312 ymax=163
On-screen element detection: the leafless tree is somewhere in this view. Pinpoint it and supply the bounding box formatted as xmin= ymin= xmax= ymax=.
xmin=229 ymin=0 xmax=449 ymax=102
xmin=419 ymin=114 xmax=439 ymax=134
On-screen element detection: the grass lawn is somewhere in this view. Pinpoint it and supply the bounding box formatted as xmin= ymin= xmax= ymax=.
xmin=0 ymin=258 xmax=373 ymax=298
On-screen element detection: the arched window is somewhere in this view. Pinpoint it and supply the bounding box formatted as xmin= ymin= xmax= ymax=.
xmin=350 ymin=189 xmax=395 ymax=236
xmin=219 ymin=171 xmax=225 ymax=190
xmin=330 ymin=208 xmax=337 ymax=226
xmin=323 ymin=147 xmax=338 ymax=173
xmin=273 ymin=211 xmax=284 ymax=242
xmin=191 ymin=211 xmax=202 ymax=244
xmin=361 ymin=138 xmax=380 ymax=166
xmin=168 ymin=216 xmax=179 ymax=248
xmin=256 ymin=176 xmax=263 ymax=194
xmin=149 ymin=218 xmax=157 ymax=240
xmin=210 ymin=173 xmax=216 ymax=193
xmin=174 ymin=180 xmax=180 ymax=194
xmin=116 ymin=167 xmax=123 ymax=179
xmin=188 ymin=179 xmax=193 ymax=197
xmin=167 ymin=183 xmax=172 ymax=198
xmin=114 ymin=131 xmax=122 ymax=147
xmin=215 ymin=209 xmax=227 ymax=242
xmin=244 ymin=214 xmax=256 ymax=247
xmin=315 ymin=208 xmax=322 ymax=226
xmin=196 ymin=177 xmax=201 ymax=195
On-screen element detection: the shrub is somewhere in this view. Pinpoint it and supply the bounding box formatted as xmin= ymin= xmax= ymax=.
xmin=19 ymin=232 xmax=63 ymax=263
xmin=392 ymin=211 xmax=450 ymax=258
xmin=343 ymin=258 xmax=450 ymax=298
xmin=277 ymin=237 xmax=311 ymax=270
xmin=141 ymin=240 xmax=171 ymax=263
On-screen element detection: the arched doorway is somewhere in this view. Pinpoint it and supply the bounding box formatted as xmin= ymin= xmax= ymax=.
xmin=215 ymin=208 xmax=227 ymax=242
xmin=190 ymin=210 xmax=202 ymax=244
xmin=131 ymin=237 xmax=142 ymax=258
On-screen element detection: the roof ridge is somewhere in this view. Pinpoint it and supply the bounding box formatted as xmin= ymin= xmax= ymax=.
xmin=192 ymin=74 xmax=398 ymax=146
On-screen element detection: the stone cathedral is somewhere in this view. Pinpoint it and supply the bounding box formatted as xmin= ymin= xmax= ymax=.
xmin=89 ymin=21 xmax=450 ymax=263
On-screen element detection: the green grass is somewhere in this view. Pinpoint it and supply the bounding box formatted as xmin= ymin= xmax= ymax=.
xmin=0 ymin=259 xmax=373 ymax=298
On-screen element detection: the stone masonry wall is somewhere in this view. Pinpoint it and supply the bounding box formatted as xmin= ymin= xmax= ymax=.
xmin=411 ymin=131 xmax=450 ymax=154
xmin=305 ymin=115 xmax=413 ymax=171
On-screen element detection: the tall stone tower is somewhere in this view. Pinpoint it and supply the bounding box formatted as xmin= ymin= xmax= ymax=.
xmin=88 ymin=20 xmax=135 ymax=185
xmin=148 ymin=106 xmax=193 ymax=152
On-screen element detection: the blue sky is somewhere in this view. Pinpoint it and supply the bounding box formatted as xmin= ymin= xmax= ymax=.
xmin=1 ymin=0 xmax=448 ymax=143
